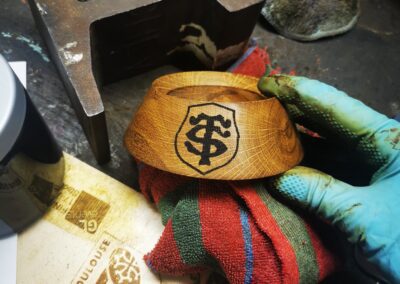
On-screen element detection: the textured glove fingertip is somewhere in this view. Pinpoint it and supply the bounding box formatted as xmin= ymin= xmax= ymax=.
xmin=258 ymin=75 xmax=298 ymax=103
xmin=269 ymin=171 xmax=310 ymax=206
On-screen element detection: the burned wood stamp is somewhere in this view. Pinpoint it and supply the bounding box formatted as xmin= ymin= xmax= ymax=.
xmin=175 ymin=102 xmax=240 ymax=175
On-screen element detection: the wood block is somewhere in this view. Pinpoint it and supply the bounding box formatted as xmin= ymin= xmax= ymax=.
xmin=125 ymin=71 xmax=303 ymax=180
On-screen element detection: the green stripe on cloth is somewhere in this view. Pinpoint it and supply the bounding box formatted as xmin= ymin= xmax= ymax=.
xmin=158 ymin=182 xmax=194 ymax=225
xmin=256 ymin=183 xmax=319 ymax=284
xmin=171 ymin=182 xmax=208 ymax=265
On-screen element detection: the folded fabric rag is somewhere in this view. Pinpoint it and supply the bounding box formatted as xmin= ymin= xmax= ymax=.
xmin=137 ymin=47 xmax=340 ymax=283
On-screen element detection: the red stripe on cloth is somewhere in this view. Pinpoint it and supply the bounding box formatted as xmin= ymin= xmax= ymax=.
xmin=248 ymin=212 xmax=283 ymax=284
xmin=231 ymin=46 xmax=297 ymax=78
xmin=144 ymin=220 xmax=205 ymax=275
xmin=304 ymin=222 xmax=339 ymax=281
xmin=232 ymin=47 xmax=269 ymax=77
xmin=231 ymin=182 xmax=299 ymax=284
xmin=198 ymin=181 xmax=247 ymax=284
xmin=139 ymin=165 xmax=192 ymax=204
xmin=138 ymin=165 xmax=159 ymax=202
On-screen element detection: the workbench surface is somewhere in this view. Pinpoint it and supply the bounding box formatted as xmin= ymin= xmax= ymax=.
xmin=1 ymin=0 xmax=399 ymax=187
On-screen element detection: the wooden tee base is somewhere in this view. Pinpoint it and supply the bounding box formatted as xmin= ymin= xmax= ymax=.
xmin=125 ymin=72 xmax=303 ymax=180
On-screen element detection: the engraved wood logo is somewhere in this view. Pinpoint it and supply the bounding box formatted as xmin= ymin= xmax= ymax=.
xmin=73 ymin=233 xmax=141 ymax=284
xmin=175 ymin=103 xmax=240 ymax=175
xmin=65 ymin=191 xmax=110 ymax=234
xmin=97 ymin=247 xmax=141 ymax=284
xmin=0 ymin=167 xmax=22 ymax=193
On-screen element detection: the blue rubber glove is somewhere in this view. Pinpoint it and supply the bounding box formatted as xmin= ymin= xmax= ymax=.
xmin=258 ymin=75 xmax=400 ymax=283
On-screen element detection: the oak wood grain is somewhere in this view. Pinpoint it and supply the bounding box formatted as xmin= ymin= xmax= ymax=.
xmin=125 ymin=71 xmax=303 ymax=180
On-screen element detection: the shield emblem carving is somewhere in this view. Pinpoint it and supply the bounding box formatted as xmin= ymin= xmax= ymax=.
xmin=175 ymin=103 xmax=240 ymax=175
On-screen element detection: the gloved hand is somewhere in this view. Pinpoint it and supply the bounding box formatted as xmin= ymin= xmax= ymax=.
xmin=258 ymin=75 xmax=400 ymax=283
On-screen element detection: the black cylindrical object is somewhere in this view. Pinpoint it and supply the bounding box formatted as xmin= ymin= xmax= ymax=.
xmin=0 ymin=55 xmax=64 ymax=238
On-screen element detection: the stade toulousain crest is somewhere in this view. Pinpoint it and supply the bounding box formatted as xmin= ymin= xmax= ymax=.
xmin=175 ymin=103 xmax=240 ymax=175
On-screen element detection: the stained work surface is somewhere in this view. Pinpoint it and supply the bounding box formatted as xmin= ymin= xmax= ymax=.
xmin=0 ymin=0 xmax=399 ymax=187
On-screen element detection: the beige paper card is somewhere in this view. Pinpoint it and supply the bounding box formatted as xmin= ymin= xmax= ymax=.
xmin=17 ymin=154 xmax=212 ymax=284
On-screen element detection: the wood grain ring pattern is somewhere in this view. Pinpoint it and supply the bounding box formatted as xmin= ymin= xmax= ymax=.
xmin=124 ymin=71 xmax=303 ymax=180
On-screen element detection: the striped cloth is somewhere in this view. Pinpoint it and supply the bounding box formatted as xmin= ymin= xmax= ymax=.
xmin=139 ymin=167 xmax=338 ymax=284
xmin=138 ymin=47 xmax=339 ymax=283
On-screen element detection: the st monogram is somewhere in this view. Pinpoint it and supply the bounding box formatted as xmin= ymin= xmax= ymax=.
xmin=175 ymin=103 xmax=240 ymax=175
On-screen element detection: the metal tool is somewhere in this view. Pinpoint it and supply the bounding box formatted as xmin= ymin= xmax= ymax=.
xmin=27 ymin=0 xmax=264 ymax=163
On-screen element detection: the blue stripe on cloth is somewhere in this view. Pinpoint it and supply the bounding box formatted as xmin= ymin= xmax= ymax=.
xmin=227 ymin=46 xmax=257 ymax=72
xmin=239 ymin=207 xmax=254 ymax=284
xmin=227 ymin=38 xmax=257 ymax=72
xmin=395 ymin=114 xmax=400 ymax=122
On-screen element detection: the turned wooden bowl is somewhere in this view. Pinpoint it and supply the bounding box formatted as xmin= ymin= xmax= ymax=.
xmin=124 ymin=71 xmax=303 ymax=180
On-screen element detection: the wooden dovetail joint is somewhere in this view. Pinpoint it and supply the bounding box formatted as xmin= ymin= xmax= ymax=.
xmin=125 ymin=71 xmax=303 ymax=180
